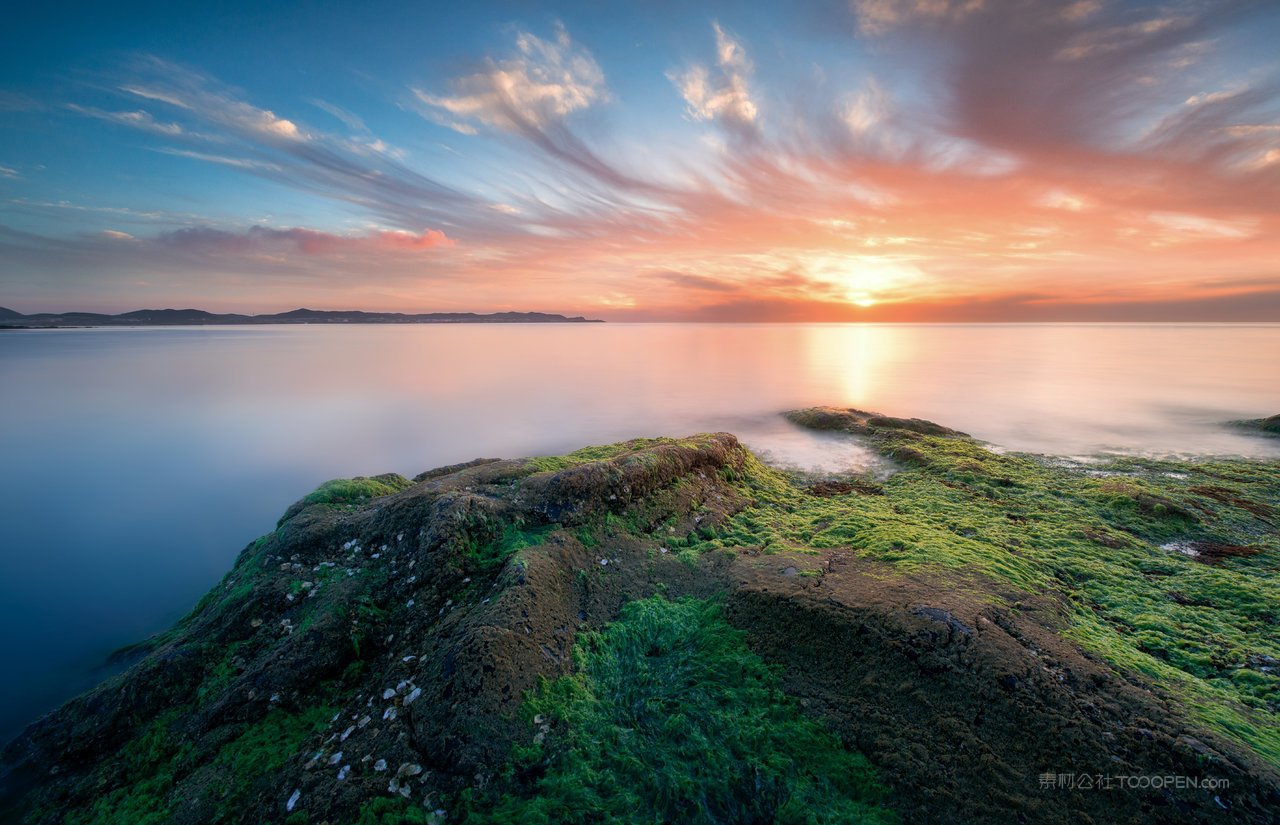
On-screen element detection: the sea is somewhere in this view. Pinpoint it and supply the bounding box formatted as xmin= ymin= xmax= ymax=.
xmin=2 ymin=322 xmax=1278 ymax=740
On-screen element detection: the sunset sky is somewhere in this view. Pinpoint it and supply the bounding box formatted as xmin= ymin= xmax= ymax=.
xmin=1 ymin=0 xmax=1278 ymax=321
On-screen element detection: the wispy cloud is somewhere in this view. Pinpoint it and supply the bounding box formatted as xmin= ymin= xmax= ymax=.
xmin=671 ymin=22 xmax=759 ymax=136
xmin=65 ymin=104 xmax=187 ymax=136
xmin=308 ymin=98 xmax=369 ymax=133
xmin=14 ymin=4 xmax=1280 ymax=320
xmin=414 ymin=24 xmax=607 ymax=134
xmin=71 ymin=57 xmax=496 ymax=234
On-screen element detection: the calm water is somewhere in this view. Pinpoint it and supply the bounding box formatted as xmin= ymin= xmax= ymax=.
xmin=2 ymin=323 xmax=1278 ymax=740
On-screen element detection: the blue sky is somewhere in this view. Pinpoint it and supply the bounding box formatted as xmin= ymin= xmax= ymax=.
xmin=2 ymin=0 xmax=1279 ymax=319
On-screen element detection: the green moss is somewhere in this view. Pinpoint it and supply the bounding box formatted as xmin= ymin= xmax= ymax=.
xmin=61 ymin=700 xmax=338 ymax=825
xmin=275 ymin=474 xmax=413 ymax=527
xmin=524 ymin=439 xmax=677 ymax=473
xmin=62 ymin=710 xmax=196 ymax=825
xmin=301 ymin=475 xmax=410 ymax=508
xmin=465 ymin=596 xmax=897 ymax=824
xmin=354 ymin=797 xmax=432 ymax=824
xmin=468 ymin=522 xmax=557 ymax=572
xmin=682 ymin=417 xmax=1280 ymax=766
xmin=209 ymin=704 xmax=337 ymax=818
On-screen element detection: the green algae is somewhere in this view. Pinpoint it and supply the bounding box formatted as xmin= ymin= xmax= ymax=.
xmin=209 ymin=704 xmax=338 ymax=820
xmin=678 ymin=415 xmax=1280 ymax=765
xmin=465 ymin=596 xmax=897 ymax=824
xmin=524 ymin=437 xmax=691 ymax=473
xmin=61 ymin=710 xmax=195 ymax=825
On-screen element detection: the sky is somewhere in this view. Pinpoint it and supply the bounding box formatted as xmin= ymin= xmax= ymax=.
xmin=1 ymin=0 xmax=1278 ymax=321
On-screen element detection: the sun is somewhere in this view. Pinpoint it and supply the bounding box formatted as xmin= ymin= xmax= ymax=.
xmin=801 ymin=253 xmax=921 ymax=310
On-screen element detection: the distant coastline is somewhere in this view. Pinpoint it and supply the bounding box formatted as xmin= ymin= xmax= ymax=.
xmin=0 ymin=307 xmax=603 ymax=328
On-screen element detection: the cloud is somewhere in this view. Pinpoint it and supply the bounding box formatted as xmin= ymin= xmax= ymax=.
xmin=153 ymin=148 xmax=281 ymax=171
xmin=66 ymin=104 xmax=186 ymax=136
xmin=671 ymin=22 xmax=759 ymax=135
xmin=159 ymin=225 xmax=454 ymax=256
xmin=9 ymin=6 xmax=1279 ymax=320
xmin=841 ymin=78 xmax=890 ymax=136
xmin=414 ymin=24 xmax=606 ymax=134
xmin=851 ymin=0 xmax=987 ymax=35
xmin=308 ymin=99 xmax=369 ymax=133
xmin=90 ymin=58 xmax=496 ymax=234
xmin=122 ymin=73 xmax=302 ymax=142
xmin=652 ymin=270 xmax=743 ymax=292
xmin=0 ymin=165 xmax=20 ymax=179
xmin=413 ymin=25 xmax=667 ymax=196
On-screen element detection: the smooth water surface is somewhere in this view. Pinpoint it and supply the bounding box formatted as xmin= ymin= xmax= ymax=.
xmin=2 ymin=323 xmax=1278 ymax=740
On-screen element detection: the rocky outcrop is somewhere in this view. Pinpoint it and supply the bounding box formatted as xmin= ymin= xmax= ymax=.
xmin=1229 ymin=414 xmax=1280 ymax=437
xmin=2 ymin=419 xmax=1278 ymax=824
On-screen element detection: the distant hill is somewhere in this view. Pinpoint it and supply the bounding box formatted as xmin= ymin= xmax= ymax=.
xmin=0 ymin=307 xmax=603 ymax=327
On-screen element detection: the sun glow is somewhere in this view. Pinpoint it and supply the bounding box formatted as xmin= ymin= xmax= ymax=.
xmin=801 ymin=253 xmax=922 ymax=309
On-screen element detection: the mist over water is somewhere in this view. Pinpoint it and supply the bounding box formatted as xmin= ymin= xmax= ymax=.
xmin=1 ymin=322 xmax=1278 ymax=739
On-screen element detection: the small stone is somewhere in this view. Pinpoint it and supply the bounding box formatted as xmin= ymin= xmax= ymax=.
xmin=340 ymin=725 xmax=355 ymax=742
xmin=328 ymin=751 xmax=343 ymax=765
xmin=286 ymin=789 xmax=300 ymax=812
xmin=397 ymin=762 xmax=423 ymax=777
xmin=404 ymin=687 xmax=422 ymax=705
xmin=337 ymin=764 xmax=350 ymax=781
xmin=358 ymin=715 xmax=371 ymax=728
xmin=383 ymin=706 xmax=397 ymax=721
xmin=374 ymin=758 xmax=388 ymax=772
xmin=382 ymin=688 xmax=397 ymax=700
xmin=599 ymin=558 xmax=609 ymax=566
